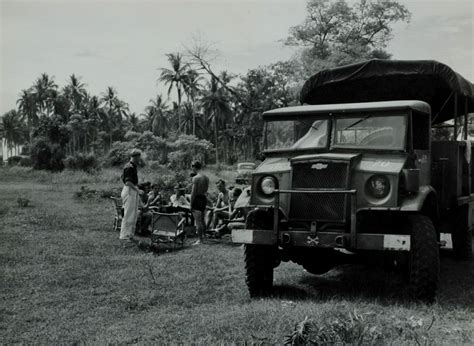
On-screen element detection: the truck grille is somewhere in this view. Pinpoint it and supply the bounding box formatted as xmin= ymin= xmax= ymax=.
xmin=289 ymin=161 xmax=350 ymax=222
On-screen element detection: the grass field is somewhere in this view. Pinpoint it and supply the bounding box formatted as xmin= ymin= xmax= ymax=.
xmin=1 ymin=167 xmax=473 ymax=344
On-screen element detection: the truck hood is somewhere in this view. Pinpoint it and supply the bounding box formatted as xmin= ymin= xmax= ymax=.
xmin=290 ymin=152 xmax=408 ymax=174
xmin=256 ymin=152 xmax=408 ymax=175
xmin=355 ymin=153 xmax=408 ymax=174
xmin=255 ymin=157 xmax=291 ymax=174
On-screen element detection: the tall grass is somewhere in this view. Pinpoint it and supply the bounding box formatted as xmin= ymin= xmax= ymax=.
xmin=1 ymin=168 xmax=473 ymax=344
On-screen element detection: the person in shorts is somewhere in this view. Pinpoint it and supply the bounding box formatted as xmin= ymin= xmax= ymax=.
xmin=190 ymin=160 xmax=209 ymax=245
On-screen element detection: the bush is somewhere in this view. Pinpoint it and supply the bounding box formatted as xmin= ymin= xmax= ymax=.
xmin=146 ymin=160 xmax=166 ymax=170
xmin=64 ymin=153 xmax=100 ymax=172
xmin=19 ymin=156 xmax=33 ymax=167
xmin=30 ymin=137 xmax=65 ymax=171
xmin=74 ymin=186 xmax=97 ymax=199
xmin=105 ymin=141 xmax=135 ymax=166
xmin=7 ymin=156 xmax=22 ymax=166
xmin=167 ymin=135 xmax=213 ymax=169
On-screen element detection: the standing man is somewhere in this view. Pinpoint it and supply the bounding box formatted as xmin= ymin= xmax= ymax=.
xmin=120 ymin=149 xmax=142 ymax=241
xmin=190 ymin=160 xmax=209 ymax=245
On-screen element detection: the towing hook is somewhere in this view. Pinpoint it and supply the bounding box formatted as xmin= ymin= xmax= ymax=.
xmin=281 ymin=232 xmax=291 ymax=245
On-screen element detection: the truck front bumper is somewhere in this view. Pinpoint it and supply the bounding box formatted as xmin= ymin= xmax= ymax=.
xmin=231 ymin=229 xmax=411 ymax=251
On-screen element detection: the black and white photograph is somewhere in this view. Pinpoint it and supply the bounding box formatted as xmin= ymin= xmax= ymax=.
xmin=1 ymin=0 xmax=473 ymax=343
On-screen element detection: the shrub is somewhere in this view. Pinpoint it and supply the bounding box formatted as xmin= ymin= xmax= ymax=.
xmin=17 ymin=197 xmax=31 ymax=208
xmin=30 ymin=137 xmax=65 ymax=171
xmin=147 ymin=160 xmax=166 ymax=170
xmin=7 ymin=156 xmax=22 ymax=166
xmin=105 ymin=141 xmax=135 ymax=166
xmin=19 ymin=156 xmax=33 ymax=167
xmin=64 ymin=153 xmax=100 ymax=172
xmin=167 ymin=135 xmax=213 ymax=169
xmin=146 ymin=171 xmax=189 ymax=201
xmin=74 ymin=186 xmax=97 ymax=199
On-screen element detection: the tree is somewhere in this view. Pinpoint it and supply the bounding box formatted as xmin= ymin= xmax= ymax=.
xmin=159 ymin=53 xmax=190 ymax=133
xmin=17 ymin=89 xmax=39 ymax=142
xmin=183 ymin=69 xmax=203 ymax=136
xmin=144 ymin=94 xmax=169 ymax=137
xmin=0 ymin=110 xmax=24 ymax=156
xmin=32 ymin=73 xmax=58 ymax=116
xmin=199 ymin=74 xmax=232 ymax=164
xmin=63 ymin=74 xmax=87 ymax=113
xmin=124 ymin=112 xmax=140 ymax=132
xmin=286 ymin=0 xmax=411 ymax=73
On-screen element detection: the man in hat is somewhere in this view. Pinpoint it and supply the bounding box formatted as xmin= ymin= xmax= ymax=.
xmin=120 ymin=149 xmax=142 ymax=241
xmin=190 ymin=160 xmax=209 ymax=245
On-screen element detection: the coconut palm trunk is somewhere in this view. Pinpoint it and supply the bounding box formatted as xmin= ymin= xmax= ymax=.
xmin=214 ymin=111 xmax=219 ymax=165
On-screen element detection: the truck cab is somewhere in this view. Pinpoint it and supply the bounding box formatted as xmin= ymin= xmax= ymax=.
xmin=232 ymin=59 xmax=474 ymax=302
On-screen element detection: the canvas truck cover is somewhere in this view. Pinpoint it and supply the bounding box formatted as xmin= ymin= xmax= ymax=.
xmin=300 ymin=59 xmax=474 ymax=124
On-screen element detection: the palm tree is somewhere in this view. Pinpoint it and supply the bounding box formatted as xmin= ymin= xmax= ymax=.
xmin=33 ymin=73 xmax=58 ymax=116
xmin=159 ymin=53 xmax=189 ymax=133
xmin=1 ymin=110 xmax=24 ymax=157
xmin=124 ymin=112 xmax=140 ymax=132
xmin=183 ymin=69 xmax=203 ymax=136
xmin=17 ymin=89 xmax=38 ymax=141
xmin=180 ymin=102 xmax=195 ymax=135
xmin=144 ymin=94 xmax=169 ymax=137
xmin=64 ymin=74 xmax=87 ymax=113
xmin=100 ymin=87 xmax=129 ymax=146
xmin=199 ymin=75 xmax=232 ymax=164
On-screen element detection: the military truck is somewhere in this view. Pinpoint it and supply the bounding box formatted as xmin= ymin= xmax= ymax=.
xmin=231 ymin=60 xmax=474 ymax=302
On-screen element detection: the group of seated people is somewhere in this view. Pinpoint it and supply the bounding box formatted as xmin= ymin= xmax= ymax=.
xmin=134 ymin=179 xmax=249 ymax=238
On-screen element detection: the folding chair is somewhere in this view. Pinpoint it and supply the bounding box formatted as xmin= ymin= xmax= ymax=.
xmin=110 ymin=197 xmax=123 ymax=232
xmin=150 ymin=212 xmax=186 ymax=251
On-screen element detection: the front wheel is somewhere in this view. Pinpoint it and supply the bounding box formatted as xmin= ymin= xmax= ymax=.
xmin=407 ymin=214 xmax=440 ymax=302
xmin=244 ymin=245 xmax=276 ymax=297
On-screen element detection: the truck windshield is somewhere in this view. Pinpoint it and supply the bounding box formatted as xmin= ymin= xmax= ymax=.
xmin=265 ymin=119 xmax=328 ymax=150
xmin=332 ymin=114 xmax=407 ymax=150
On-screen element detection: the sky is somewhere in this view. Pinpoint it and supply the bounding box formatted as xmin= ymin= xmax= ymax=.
xmin=0 ymin=0 xmax=473 ymax=116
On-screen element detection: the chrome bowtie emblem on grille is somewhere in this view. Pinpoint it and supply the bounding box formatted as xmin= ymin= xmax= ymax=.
xmin=311 ymin=163 xmax=328 ymax=170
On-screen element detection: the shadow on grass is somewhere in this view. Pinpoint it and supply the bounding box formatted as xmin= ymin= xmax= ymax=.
xmin=280 ymin=256 xmax=474 ymax=307
xmin=270 ymin=284 xmax=312 ymax=300
xmin=295 ymin=264 xmax=410 ymax=304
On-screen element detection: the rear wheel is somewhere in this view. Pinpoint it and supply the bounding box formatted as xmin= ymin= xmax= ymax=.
xmin=452 ymin=206 xmax=472 ymax=260
xmin=407 ymin=214 xmax=439 ymax=302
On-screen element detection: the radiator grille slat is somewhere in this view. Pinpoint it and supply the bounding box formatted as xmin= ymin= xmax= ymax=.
xmin=290 ymin=161 xmax=349 ymax=221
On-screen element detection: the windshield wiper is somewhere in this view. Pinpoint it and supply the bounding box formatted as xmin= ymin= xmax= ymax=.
xmin=343 ymin=115 xmax=372 ymax=131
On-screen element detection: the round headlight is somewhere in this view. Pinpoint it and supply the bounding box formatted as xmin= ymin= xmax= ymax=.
xmin=261 ymin=176 xmax=276 ymax=195
xmin=365 ymin=174 xmax=390 ymax=199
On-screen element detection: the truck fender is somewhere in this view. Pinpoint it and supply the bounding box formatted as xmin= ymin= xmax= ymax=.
xmin=400 ymin=186 xmax=436 ymax=212
xmin=400 ymin=185 xmax=439 ymax=226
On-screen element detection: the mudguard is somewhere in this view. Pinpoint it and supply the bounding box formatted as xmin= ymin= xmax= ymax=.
xmin=400 ymin=185 xmax=436 ymax=212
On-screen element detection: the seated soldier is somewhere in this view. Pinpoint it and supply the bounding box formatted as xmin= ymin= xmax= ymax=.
xmin=137 ymin=182 xmax=153 ymax=236
xmin=215 ymin=188 xmax=244 ymax=236
xmin=210 ymin=179 xmax=231 ymax=230
xmin=169 ymin=184 xmax=193 ymax=225
xmin=147 ymin=183 xmax=162 ymax=210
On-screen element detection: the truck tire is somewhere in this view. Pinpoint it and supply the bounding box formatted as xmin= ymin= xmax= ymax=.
xmin=452 ymin=206 xmax=473 ymax=260
xmin=407 ymin=214 xmax=439 ymax=302
xmin=244 ymin=244 xmax=275 ymax=297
